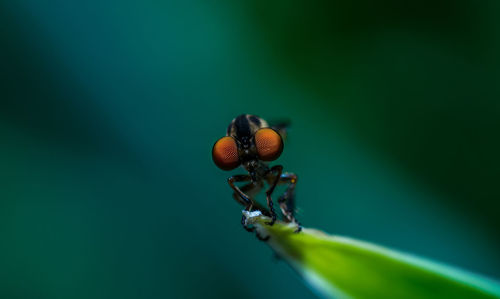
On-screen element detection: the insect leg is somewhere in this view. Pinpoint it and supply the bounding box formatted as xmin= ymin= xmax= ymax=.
xmin=264 ymin=165 xmax=283 ymax=226
xmin=228 ymin=175 xmax=253 ymax=205
xmin=277 ymin=172 xmax=302 ymax=232
xmin=241 ymin=182 xmax=272 ymax=241
xmin=228 ymin=175 xmax=267 ymax=232
xmin=232 ymin=182 xmax=271 ymax=241
xmin=232 ymin=181 xmax=268 ymax=214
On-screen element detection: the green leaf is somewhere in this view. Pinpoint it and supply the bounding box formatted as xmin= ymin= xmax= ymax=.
xmin=244 ymin=211 xmax=500 ymax=299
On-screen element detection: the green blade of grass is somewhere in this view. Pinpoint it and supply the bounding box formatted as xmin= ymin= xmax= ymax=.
xmin=244 ymin=211 xmax=500 ymax=299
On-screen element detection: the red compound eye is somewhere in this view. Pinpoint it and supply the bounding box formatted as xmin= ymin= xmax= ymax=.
xmin=212 ymin=136 xmax=240 ymax=170
xmin=254 ymin=128 xmax=283 ymax=161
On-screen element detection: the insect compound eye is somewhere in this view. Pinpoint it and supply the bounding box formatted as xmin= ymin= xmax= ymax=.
xmin=212 ymin=136 xmax=240 ymax=170
xmin=254 ymin=128 xmax=283 ymax=161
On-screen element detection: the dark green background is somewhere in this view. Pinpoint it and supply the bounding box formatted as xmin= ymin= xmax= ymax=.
xmin=1 ymin=1 xmax=499 ymax=298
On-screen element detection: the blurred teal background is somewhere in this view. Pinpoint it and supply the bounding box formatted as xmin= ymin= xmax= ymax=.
xmin=1 ymin=1 xmax=500 ymax=298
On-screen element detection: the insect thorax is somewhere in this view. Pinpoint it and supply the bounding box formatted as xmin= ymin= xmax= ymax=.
xmin=226 ymin=114 xmax=269 ymax=141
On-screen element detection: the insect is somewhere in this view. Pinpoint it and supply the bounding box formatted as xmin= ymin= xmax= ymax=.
xmin=212 ymin=114 xmax=301 ymax=235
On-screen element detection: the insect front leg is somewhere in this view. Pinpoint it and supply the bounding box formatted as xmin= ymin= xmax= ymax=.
xmin=232 ymin=181 xmax=267 ymax=213
xmin=228 ymin=175 xmax=264 ymax=232
xmin=277 ymin=173 xmax=302 ymax=232
xmin=228 ymin=174 xmax=252 ymax=206
xmin=231 ymin=181 xmax=271 ymax=240
xmin=264 ymin=165 xmax=283 ymax=226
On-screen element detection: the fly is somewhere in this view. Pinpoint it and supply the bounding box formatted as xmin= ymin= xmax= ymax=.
xmin=212 ymin=114 xmax=301 ymax=237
